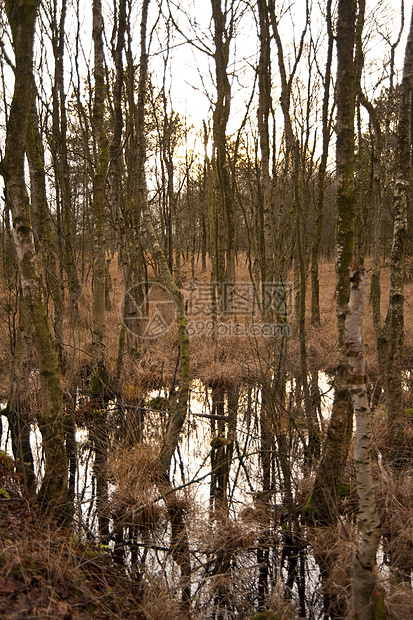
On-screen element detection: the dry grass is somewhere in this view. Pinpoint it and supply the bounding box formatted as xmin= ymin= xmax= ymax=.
xmin=74 ymin=254 xmax=413 ymax=389
xmin=307 ymin=524 xmax=355 ymax=620
xmin=199 ymin=513 xmax=258 ymax=556
xmin=0 ymin=499 xmax=144 ymax=618
xmin=1 ymin=255 xmax=413 ymax=618
xmin=1 ymin=252 xmax=413 ymax=395
xmin=109 ymin=444 xmax=166 ymax=532
xmin=136 ymin=578 xmax=188 ymax=620
xmin=384 ymin=583 xmax=413 ymax=620
xmin=0 ymin=457 xmax=191 ymax=619
xmin=376 ymin=467 xmax=413 ymax=580
xmin=262 ymin=580 xmax=300 ymax=619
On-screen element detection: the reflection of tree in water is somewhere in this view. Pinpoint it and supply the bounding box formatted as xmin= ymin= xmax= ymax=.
xmin=1 ymin=0 xmax=413 ymax=616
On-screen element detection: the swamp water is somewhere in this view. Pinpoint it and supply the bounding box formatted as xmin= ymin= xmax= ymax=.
xmin=0 ymin=376 xmax=352 ymax=619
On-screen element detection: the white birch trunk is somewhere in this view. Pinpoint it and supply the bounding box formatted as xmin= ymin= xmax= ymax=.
xmin=345 ymin=266 xmax=383 ymax=619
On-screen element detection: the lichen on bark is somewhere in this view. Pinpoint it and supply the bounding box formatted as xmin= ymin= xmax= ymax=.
xmin=3 ymin=0 xmax=69 ymax=521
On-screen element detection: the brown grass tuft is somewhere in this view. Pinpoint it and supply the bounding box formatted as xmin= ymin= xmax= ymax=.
xmin=384 ymin=582 xmax=413 ymax=620
xmin=376 ymin=467 xmax=413 ymax=580
xmin=109 ymin=444 xmax=165 ymax=532
xmin=263 ymin=579 xmax=300 ymax=619
xmin=199 ymin=514 xmax=258 ymax=556
xmin=137 ymin=578 xmax=187 ymax=619
xmin=0 ymin=501 xmax=144 ymax=618
xmin=307 ymin=524 xmax=355 ymax=619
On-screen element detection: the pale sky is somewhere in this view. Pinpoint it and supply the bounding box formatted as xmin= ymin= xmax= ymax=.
xmin=0 ymin=0 xmax=412 ymax=195
xmin=149 ymin=1 xmax=413 ymax=154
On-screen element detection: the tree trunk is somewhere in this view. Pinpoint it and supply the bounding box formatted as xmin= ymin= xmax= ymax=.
xmin=91 ymin=0 xmax=110 ymax=396
xmin=7 ymin=302 xmax=36 ymax=497
xmin=91 ymin=0 xmax=110 ymax=539
xmin=311 ymin=0 xmax=333 ymax=326
xmin=116 ymin=0 xmax=149 ymax=361
xmin=346 ymin=266 xmax=383 ymax=619
xmin=27 ymin=82 xmax=65 ymax=364
xmin=381 ymin=8 xmax=413 ymax=461
xmin=311 ymin=0 xmax=358 ymax=524
xmin=50 ymin=0 xmax=81 ymax=316
xmin=257 ymin=0 xmax=273 ymax=290
xmin=357 ymin=93 xmax=384 ymax=405
xmin=211 ymin=0 xmax=235 ymax=313
xmin=3 ymin=0 xmax=69 ymax=521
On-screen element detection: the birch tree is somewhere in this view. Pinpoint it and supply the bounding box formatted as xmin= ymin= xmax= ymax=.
xmin=267 ymin=0 xmax=320 ymax=463
xmin=6 ymin=298 xmax=36 ymax=496
xmin=345 ymin=265 xmax=383 ymax=619
xmin=116 ymin=0 xmax=149 ymax=368
xmin=257 ymin=0 xmax=273 ymax=288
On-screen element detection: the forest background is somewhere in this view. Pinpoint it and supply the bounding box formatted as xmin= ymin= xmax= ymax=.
xmin=0 ymin=0 xmax=412 ymax=619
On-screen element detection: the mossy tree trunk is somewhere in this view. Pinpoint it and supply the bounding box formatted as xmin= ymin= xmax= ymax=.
xmin=3 ymin=0 xmax=69 ymax=520
xmin=358 ymin=93 xmax=384 ymax=404
xmin=108 ymin=0 xmax=129 ymax=380
xmin=205 ymin=125 xmax=219 ymax=342
xmin=2 ymin=213 xmax=33 ymax=488
xmin=7 ymin=300 xmax=36 ymax=497
xmin=257 ymin=0 xmax=274 ymax=291
xmin=116 ymin=0 xmax=149 ymax=368
xmin=380 ymin=8 xmax=413 ymax=461
xmin=311 ymin=0 xmax=358 ymax=524
xmin=108 ymin=0 xmax=126 ymax=242
xmin=27 ymin=81 xmax=65 ymax=365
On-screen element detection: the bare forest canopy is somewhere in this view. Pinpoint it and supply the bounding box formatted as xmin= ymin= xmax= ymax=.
xmin=0 ymin=1 xmax=413 ymax=619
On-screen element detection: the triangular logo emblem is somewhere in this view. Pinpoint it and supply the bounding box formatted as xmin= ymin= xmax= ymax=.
xmin=142 ymin=310 xmax=170 ymax=338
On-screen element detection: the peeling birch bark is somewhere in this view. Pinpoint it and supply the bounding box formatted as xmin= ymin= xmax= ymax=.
xmin=345 ymin=266 xmax=383 ymax=620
